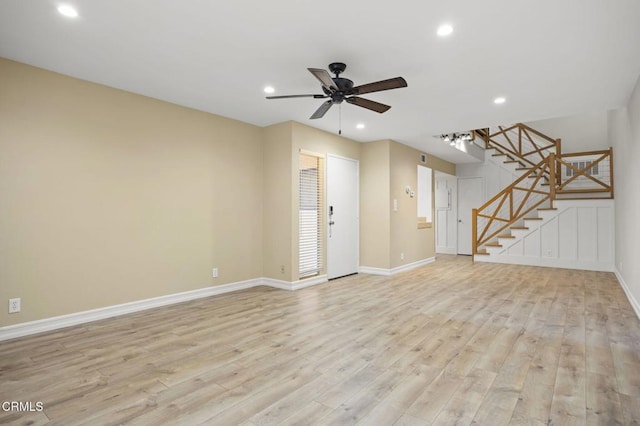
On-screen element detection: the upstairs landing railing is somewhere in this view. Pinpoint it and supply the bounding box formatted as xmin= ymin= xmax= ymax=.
xmin=553 ymin=148 xmax=614 ymax=197
xmin=477 ymin=124 xmax=561 ymax=169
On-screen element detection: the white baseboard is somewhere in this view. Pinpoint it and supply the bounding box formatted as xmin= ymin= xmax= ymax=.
xmin=358 ymin=266 xmax=393 ymax=276
xmin=474 ymin=254 xmax=614 ymax=272
xmin=615 ymin=269 xmax=640 ymax=320
xmin=360 ymin=257 xmax=436 ymax=276
xmin=0 ymin=274 xmax=334 ymax=342
xmin=263 ymin=274 xmax=328 ymax=291
xmin=0 ymin=278 xmax=262 ymax=342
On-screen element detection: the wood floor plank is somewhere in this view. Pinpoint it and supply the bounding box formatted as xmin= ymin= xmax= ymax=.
xmin=278 ymin=401 xmax=332 ymax=426
xmin=1 ymin=255 xmax=639 ymax=425
xmin=430 ymin=367 xmax=496 ymax=425
xmin=586 ymin=371 xmax=625 ymax=425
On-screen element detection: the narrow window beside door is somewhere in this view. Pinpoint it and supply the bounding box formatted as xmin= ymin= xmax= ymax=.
xmin=299 ymin=153 xmax=324 ymax=278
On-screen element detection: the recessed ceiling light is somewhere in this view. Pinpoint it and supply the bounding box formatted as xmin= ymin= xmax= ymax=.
xmin=57 ymin=4 xmax=78 ymax=18
xmin=264 ymin=86 xmax=275 ymax=94
xmin=356 ymin=123 xmax=365 ymax=129
xmin=493 ymin=96 xmax=506 ymax=104
xmin=437 ymin=24 xmax=453 ymax=37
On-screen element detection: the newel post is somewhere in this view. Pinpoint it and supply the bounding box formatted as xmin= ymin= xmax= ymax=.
xmin=609 ymin=146 xmax=615 ymax=199
xmin=472 ymin=208 xmax=478 ymax=262
xmin=548 ymin=152 xmax=556 ymax=205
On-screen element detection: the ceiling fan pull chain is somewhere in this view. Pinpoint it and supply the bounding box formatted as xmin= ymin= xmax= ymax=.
xmin=339 ymin=103 xmax=342 ymax=135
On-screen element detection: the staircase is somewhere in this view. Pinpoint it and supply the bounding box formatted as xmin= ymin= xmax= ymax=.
xmin=471 ymin=124 xmax=614 ymax=271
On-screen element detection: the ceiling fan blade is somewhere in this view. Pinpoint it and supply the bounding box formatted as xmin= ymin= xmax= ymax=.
xmin=266 ymin=94 xmax=327 ymax=99
xmin=346 ymin=97 xmax=391 ymax=113
xmin=308 ymin=68 xmax=338 ymax=91
xmin=352 ymin=77 xmax=407 ymax=95
xmin=310 ymin=100 xmax=333 ymax=119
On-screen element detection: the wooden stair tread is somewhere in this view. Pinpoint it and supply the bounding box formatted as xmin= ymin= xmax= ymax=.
xmin=511 ymin=226 xmax=528 ymax=230
xmin=475 ymin=250 xmax=490 ymax=255
xmin=492 ymin=153 xmax=507 ymax=157
xmin=498 ymin=234 xmax=515 ymax=239
xmin=485 ymin=242 xmax=502 ymax=247
xmin=537 ymin=207 xmax=557 ymax=211
xmin=524 ymin=217 xmax=543 ymax=221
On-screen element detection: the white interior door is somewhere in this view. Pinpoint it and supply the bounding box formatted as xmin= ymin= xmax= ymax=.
xmin=457 ymin=177 xmax=484 ymax=255
xmin=327 ymin=155 xmax=359 ymax=279
xmin=435 ymin=172 xmax=458 ymax=254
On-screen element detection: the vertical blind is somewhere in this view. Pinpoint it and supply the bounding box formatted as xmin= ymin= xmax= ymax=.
xmin=299 ymin=153 xmax=324 ymax=278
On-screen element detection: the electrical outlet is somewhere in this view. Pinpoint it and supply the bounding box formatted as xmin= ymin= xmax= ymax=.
xmin=400 ymin=252 xmax=404 ymax=260
xmin=212 ymin=268 xmax=218 ymax=278
xmin=9 ymin=298 xmax=20 ymax=314
xmin=280 ymin=265 xmax=285 ymax=274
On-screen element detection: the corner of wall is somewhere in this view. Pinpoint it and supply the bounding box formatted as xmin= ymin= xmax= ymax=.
xmin=262 ymin=122 xmax=294 ymax=281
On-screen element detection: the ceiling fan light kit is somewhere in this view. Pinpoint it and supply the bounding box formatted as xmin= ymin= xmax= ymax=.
xmin=266 ymin=62 xmax=407 ymax=121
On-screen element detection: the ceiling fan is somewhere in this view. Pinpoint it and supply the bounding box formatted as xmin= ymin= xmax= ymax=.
xmin=266 ymin=62 xmax=407 ymax=120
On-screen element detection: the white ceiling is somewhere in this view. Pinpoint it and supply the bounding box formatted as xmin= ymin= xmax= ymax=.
xmin=1 ymin=0 xmax=639 ymax=164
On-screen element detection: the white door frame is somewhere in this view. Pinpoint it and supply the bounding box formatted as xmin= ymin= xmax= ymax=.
xmin=326 ymin=154 xmax=359 ymax=279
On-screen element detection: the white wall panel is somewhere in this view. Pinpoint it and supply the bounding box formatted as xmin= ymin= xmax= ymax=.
xmin=558 ymin=208 xmax=578 ymax=260
xmin=540 ymin=217 xmax=558 ymax=258
xmin=478 ymin=199 xmax=614 ymax=271
xmin=524 ymin=230 xmax=540 ymax=257
xmin=508 ymin=240 xmax=524 ymax=256
xmin=577 ymin=207 xmax=597 ymax=262
xmin=597 ymin=207 xmax=613 ymax=262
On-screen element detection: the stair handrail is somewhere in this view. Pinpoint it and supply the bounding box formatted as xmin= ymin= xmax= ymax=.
xmin=472 ymin=153 xmax=555 ymax=255
xmin=472 ymin=123 xmax=615 ymax=259
xmin=484 ymin=124 xmax=561 ymax=170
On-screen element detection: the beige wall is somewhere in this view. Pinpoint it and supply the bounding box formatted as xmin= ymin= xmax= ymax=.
xmin=0 ymin=58 xmax=455 ymax=327
xmin=360 ymin=140 xmax=391 ymax=269
xmin=360 ymin=140 xmax=456 ymax=270
xmin=0 ymin=58 xmax=264 ymax=325
xmin=262 ymin=122 xmax=293 ymax=280
xmin=390 ymin=142 xmax=434 ymax=268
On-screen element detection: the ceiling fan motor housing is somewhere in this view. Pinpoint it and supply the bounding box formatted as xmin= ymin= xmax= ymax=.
xmin=323 ymin=77 xmax=354 ymax=103
xmin=328 ymin=62 xmax=347 ymax=76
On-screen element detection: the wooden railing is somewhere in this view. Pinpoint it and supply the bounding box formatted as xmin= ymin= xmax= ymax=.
xmin=554 ymin=148 xmax=614 ymax=198
xmin=472 ymin=155 xmax=554 ymax=254
xmin=484 ymin=124 xmax=561 ymax=169
xmin=472 ymin=148 xmax=615 ymax=256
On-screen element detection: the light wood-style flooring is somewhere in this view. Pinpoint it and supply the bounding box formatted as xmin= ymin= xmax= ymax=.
xmin=1 ymin=255 xmax=640 ymax=425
